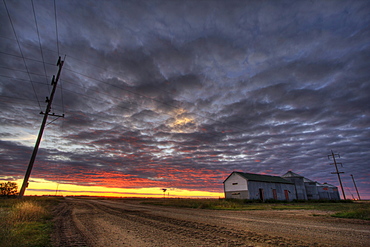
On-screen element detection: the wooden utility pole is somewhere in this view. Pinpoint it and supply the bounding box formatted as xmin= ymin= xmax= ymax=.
xmin=350 ymin=174 xmax=361 ymax=200
xmin=162 ymin=188 xmax=167 ymax=198
xmin=19 ymin=57 xmax=64 ymax=198
xmin=328 ymin=150 xmax=346 ymax=200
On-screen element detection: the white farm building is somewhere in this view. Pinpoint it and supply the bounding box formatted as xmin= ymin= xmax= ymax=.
xmin=223 ymin=171 xmax=340 ymax=201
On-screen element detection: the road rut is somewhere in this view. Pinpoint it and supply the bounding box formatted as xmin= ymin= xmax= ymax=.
xmin=51 ymin=198 xmax=370 ymax=247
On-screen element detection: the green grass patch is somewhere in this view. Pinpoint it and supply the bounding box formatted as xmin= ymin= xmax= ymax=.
xmin=141 ymin=198 xmax=370 ymax=220
xmin=142 ymin=198 xmax=249 ymax=210
xmin=0 ymin=196 xmax=62 ymax=247
xmin=331 ymin=204 xmax=370 ymax=220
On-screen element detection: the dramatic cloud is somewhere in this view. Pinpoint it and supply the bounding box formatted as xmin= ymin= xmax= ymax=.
xmin=1 ymin=0 xmax=369 ymax=198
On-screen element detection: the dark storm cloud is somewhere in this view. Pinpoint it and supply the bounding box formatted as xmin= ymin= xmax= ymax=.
xmin=1 ymin=0 xmax=369 ymax=197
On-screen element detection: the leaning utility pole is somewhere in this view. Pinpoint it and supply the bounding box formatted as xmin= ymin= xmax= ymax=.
xmin=350 ymin=174 xmax=361 ymax=200
xmin=19 ymin=57 xmax=64 ymax=198
xmin=328 ymin=150 xmax=346 ymax=200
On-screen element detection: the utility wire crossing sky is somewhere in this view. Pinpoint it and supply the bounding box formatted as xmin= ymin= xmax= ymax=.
xmin=0 ymin=0 xmax=369 ymax=199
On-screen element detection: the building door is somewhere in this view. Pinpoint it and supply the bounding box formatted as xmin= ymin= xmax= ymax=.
xmin=272 ymin=189 xmax=277 ymax=200
xmin=284 ymin=190 xmax=289 ymax=201
xmin=259 ymin=188 xmax=264 ymax=201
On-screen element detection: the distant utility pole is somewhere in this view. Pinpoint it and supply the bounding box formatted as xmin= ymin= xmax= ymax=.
xmin=162 ymin=188 xmax=167 ymax=198
xmin=19 ymin=57 xmax=64 ymax=198
xmin=350 ymin=174 xmax=361 ymax=200
xmin=328 ymin=150 xmax=346 ymax=200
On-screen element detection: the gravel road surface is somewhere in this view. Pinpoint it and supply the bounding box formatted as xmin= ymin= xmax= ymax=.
xmin=51 ymin=198 xmax=370 ymax=247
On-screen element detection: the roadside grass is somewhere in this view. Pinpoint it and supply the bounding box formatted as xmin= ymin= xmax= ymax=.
xmin=141 ymin=198 xmax=370 ymax=220
xmin=331 ymin=204 xmax=370 ymax=220
xmin=0 ymin=197 xmax=61 ymax=247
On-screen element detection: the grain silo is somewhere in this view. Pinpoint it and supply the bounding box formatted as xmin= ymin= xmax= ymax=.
xmin=281 ymin=171 xmax=308 ymax=200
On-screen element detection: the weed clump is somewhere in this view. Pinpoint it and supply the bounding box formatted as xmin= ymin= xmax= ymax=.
xmin=10 ymin=201 xmax=47 ymax=222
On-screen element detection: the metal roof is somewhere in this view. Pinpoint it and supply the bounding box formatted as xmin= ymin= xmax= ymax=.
xmin=303 ymin=177 xmax=316 ymax=183
xmin=229 ymin=172 xmax=294 ymax=184
xmin=281 ymin=171 xmax=304 ymax=178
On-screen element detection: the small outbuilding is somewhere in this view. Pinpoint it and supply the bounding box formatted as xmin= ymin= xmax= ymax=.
xmin=223 ymin=172 xmax=297 ymax=201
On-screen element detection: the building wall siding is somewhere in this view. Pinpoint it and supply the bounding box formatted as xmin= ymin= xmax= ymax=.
xmin=317 ymin=185 xmax=341 ymax=200
xmin=224 ymin=173 xmax=248 ymax=192
xmin=305 ymin=182 xmax=320 ymax=200
xmin=225 ymin=190 xmax=249 ymax=199
xmin=318 ymin=185 xmax=330 ymax=199
xmin=329 ymin=187 xmax=340 ymax=200
xmin=283 ymin=177 xmax=307 ymax=200
xmin=248 ymin=181 xmax=297 ymax=201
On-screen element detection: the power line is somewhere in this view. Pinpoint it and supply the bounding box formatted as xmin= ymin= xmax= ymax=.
xmin=0 ymin=95 xmax=41 ymax=104
xmin=31 ymin=0 xmax=50 ymax=92
xmin=54 ymin=0 xmax=60 ymax=56
xmin=59 ymin=78 xmax=249 ymax=164
xmin=60 ymin=82 xmax=132 ymax=113
xmin=59 ymin=78 xmax=65 ymax=114
xmin=64 ymin=67 xmax=248 ymax=135
xmin=2 ymin=37 xmax=252 ymax=140
xmin=1 ymin=0 xmax=253 ymax=157
xmin=0 ymin=35 xmax=59 ymax=56
xmin=3 ymin=49 xmax=250 ymax=160
xmin=59 ymin=56 xmax=66 ymax=115
xmin=3 ymin=0 xmax=42 ymax=110
xmin=0 ymin=65 xmax=49 ymax=80
xmin=59 ymin=67 xmax=253 ymax=161
xmin=64 ymin=54 xmax=209 ymax=113
xmin=0 ymin=51 xmax=55 ymax=66
xmin=0 ymin=74 xmax=48 ymax=86
xmin=59 ymin=52 xmax=253 ymax=138
xmin=3 ymin=44 xmax=250 ymax=142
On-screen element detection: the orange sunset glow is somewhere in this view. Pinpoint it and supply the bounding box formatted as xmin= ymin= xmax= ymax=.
xmin=1 ymin=178 xmax=224 ymax=198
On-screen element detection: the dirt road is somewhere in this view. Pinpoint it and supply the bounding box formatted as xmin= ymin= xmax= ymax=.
xmin=52 ymin=198 xmax=370 ymax=247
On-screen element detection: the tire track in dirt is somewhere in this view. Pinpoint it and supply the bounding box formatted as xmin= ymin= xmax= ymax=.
xmin=52 ymin=200 xmax=97 ymax=246
xmin=52 ymin=198 xmax=368 ymax=247
xmin=95 ymin=203 xmax=250 ymax=246
xmin=86 ymin=200 xmax=323 ymax=247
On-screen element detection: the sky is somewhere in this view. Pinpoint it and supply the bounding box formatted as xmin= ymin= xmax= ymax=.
xmin=0 ymin=0 xmax=369 ymax=199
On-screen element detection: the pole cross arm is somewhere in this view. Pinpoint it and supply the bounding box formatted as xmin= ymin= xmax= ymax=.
xmin=40 ymin=112 xmax=65 ymax=118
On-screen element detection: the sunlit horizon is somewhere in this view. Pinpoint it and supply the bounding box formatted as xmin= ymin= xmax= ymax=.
xmin=0 ymin=178 xmax=224 ymax=198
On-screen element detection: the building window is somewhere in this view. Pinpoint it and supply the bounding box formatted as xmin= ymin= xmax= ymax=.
xmin=231 ymin=192 xmax=240 ymax=195
xmin=232 ymin=183 xmax=238 ymax=185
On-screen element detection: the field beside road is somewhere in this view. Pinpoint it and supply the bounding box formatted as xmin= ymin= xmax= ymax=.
xmin=51 ymin=197 xmax=370 ymax=247
xmin=0 ymin=197 xmax=59 ymax=247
